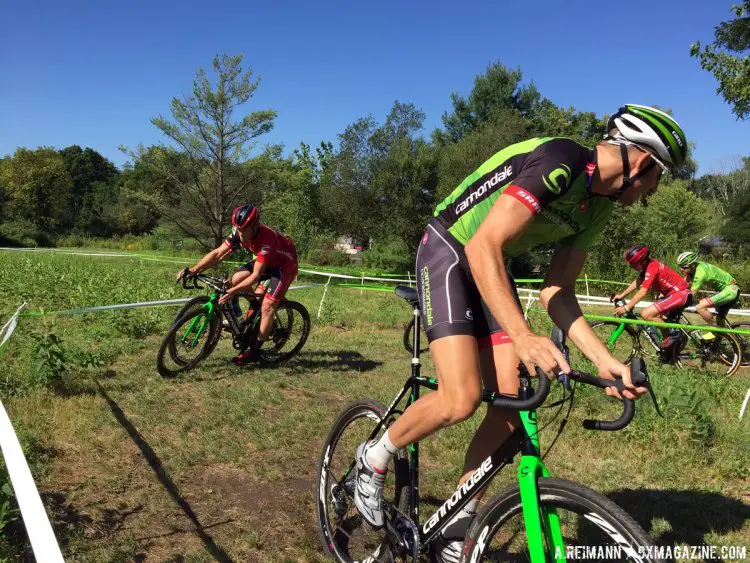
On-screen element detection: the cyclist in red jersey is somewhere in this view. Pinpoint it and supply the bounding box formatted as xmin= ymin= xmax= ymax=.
xmin=613 ymin=244 xmax=692 ymax=348
xmin=178 ymin=204 xmax=299 ymax=364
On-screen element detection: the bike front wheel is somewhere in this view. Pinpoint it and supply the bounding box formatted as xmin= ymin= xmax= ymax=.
xmin=589 ymin=321 xmax=639 ymax=364
xmin=315 ymin=399 xmax=409 ymax=563
xmin=156 ymin=308 xmax=219 ymax=377
xmin=464 ymin=477 xmax=664 ymax=562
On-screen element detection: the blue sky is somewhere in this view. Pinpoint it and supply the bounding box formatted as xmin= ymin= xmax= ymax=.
xmin=2 ymin=0 xmax=748 ymax=175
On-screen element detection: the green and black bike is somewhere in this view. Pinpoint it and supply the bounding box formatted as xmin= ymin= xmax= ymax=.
xmin=315 ymin=285 xmax=663 ymax=563
xmin=156 ymin=271 xmax=310 ymax=377
xmin=591 ymin=298 xmax=742 ymax=377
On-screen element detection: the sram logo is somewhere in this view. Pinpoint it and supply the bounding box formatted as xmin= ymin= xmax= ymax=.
xmin=423 ymin=455 xmax=493 ymax=535
xmin=455 ymin=165 xmax=513 ymax=215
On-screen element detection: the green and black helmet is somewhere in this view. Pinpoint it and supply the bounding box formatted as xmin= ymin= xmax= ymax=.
xmin=677 ymin=251 xmax=700 ymax=268
xmin=607 ymin=104 xmax=688 ymax=171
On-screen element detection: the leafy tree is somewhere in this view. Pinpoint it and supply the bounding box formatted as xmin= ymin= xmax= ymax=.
xmin=128 ymin=53 xmax=276 ymax=247
xmin=433 ymin=62 xmax=540 ymax=145
xmin=435 ymin=108 xmax=529 ymax=200
xmin=689 ymin=156 xmax=750 ymax=215
xmin=0 ymin=148 xmax=72 ymax=232
xmin=691 ymin=1 xmax=750 ymax=119
xmin=58 ymin=145 xmax=118 ymax=228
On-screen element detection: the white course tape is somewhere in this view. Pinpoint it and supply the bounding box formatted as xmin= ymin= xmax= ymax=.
xmin=0 ymin=303 xmax=27 ymax=350
xmin=740 ymin=388 xmax=750 ymax=420
xmin=0 ymin=400 xmax=64 ymax=561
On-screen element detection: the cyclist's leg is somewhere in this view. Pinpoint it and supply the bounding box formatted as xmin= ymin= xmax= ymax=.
xmin=708 ymin=285 xmax=740 ymax=324
xmin=354 ymin=221 xmax=484 ymax=528
xmin=645 ymin=289 xmax=691 ymax=348
xmin=258 ymin=263 xmax=294 ymax=340
xmin=231 ymin=260 xmax=255 ymax=287
xmin=384 ymin=224 xmax=483 ymax=448
xmin=694 ymin=296 xmax=714 ymax=323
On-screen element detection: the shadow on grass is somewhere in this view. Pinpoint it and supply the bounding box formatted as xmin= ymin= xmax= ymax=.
xmin=95 ymin=380 xmax=235 ymax=562
xmin=282 ymin=350 xmax=383 ymax=374
xmin=609 ymin=488 xmax=750 ymax=547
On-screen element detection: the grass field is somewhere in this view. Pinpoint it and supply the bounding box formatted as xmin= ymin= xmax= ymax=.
xmin=0 ymin=249 xmax=748 ymax=562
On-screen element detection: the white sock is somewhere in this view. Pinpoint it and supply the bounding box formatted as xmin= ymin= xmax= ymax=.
xmin=365 ymin=429 xmax=398 ymax=471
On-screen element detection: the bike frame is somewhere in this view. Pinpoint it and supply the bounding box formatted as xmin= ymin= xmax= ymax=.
xmin=341 ymin=303 xmax=565 ymax=561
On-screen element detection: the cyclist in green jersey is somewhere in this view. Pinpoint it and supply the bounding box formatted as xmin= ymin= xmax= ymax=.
xmin=353 ymin=104 xmax=688 ymax=560
xmin=677 ymin=251 xmax=740 ymax=323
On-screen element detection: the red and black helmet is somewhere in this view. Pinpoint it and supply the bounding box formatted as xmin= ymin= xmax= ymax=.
xmin=623 ymin=244 xmax=650 ymax=265
xmin=231 ymin=204 xmax=260 ymax=230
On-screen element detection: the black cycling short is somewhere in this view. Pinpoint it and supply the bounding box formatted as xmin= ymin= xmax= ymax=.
xmin=237 ymin=260 xmax=287 ymax=300
xmin=415 ymin=218 xmax=521 ymax=348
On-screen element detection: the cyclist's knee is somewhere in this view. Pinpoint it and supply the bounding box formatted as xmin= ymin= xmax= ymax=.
xmin=437 ymin=390 xmax=482 ymax=426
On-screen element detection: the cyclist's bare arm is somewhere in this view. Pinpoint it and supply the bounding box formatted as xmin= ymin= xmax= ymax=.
xmin=540 ymin=247 xmax=616 ymax=370
xmin=179 ymin=244 xmax=233 ymax=281
xmin=466 ymin=195 xmax=570 ymax=377
xmin=617 ymin=286 xmax=649 ymax=313
xmin=542 ymin=246 xmax=641 ymax=397
xmin=614 ymin=280 xmax=638 ymax=300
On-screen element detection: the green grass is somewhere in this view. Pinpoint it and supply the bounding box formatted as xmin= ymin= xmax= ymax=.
xmin=0 ymin=250 xmax=748 ymax=561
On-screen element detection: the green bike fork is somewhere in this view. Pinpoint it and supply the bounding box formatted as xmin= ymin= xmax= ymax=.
xmin=181 ymin=300 xmax=215 ymax=348
xmin=518 ymin=409 xmax=566 ymax=562
xmin=606 ymin=323 xmax=626 ymax=351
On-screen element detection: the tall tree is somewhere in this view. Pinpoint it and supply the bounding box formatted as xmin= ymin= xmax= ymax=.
xmin=433 ymin=62 xmax=540 ymax=145
xmin=691 ymin=1 xmax=750 ymax=119
xmin=58 ymin=145 xmax=119 ymax=227
xmin=0 ymin=148 xmax=72 ymax=232
xmin=129 ymin=53 xmax=276 ymax=247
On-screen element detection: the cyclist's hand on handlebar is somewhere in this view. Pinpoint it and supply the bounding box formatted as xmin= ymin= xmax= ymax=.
xmin=609 ymin=294 xmax=617 ymax=303
xmin=176 ymin=267 xmax=193 ymax=283
xmin=613 ymin=305 xmax=629 ymax=317
xmin=597 ymin=356 xmax=648 ymax=401
xmin=218 ymin=289 xmax=234 ymax=306
xmin=513 ymin=333 xmax=571 ymax=379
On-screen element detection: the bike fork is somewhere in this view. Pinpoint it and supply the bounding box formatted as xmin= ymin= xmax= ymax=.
xmin=517 ymin=407 xmax=566 ymax=563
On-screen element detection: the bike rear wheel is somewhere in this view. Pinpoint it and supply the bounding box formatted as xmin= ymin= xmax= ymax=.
xmin=315 ymin=399 xmax=409 ymax=563
xmin=258 ymin=300 xmax=311 ymax=365
xmin=464 ymin=477 xmax=664 ymax=562
xmin=729 ymin=322 xmax=750 ymax=367
xmin=675 ymin=331 xmax=742 ymax=377
xmin=156 ymin=308 xmax=219 ymax=377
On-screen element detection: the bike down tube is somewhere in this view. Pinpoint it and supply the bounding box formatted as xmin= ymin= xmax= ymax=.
xmin=419 ymin=427 xmax=525 ymax=546
xmin=518 ymin=397 xmax=565 ymax=563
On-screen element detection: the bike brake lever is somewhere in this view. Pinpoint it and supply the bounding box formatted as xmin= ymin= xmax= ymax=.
xmin=630 ymin=358 xmax=663 ymax=418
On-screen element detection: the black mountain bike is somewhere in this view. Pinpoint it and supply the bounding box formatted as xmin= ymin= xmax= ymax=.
xmin=315 ymin=285 xmax=663 ymax=563
xmin=590 ymin=298 xmax=742 ymax=377
xmin=156 ymin=272 xmax=310 ymax=377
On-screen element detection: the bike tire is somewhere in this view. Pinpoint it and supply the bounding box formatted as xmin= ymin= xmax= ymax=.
xmin=315 ymin=399 xmax=409 ymax=563
xmin=729 ymin=322 xmax=750 ymax=367
xmin=589 ymin=321 xmax=639 ymax=364
xmin=258 ymin=301 xmax=311 ymax=365
xmin=464 ymin=477 xmax=664 ymax=562
xmin=676 ymin=331 xmax=742 ymax=377
xmin=170 ymin=296 xmax=223 ymax=366
xmin=156 ymin=308 xmax=219 ymax=377
xmin=403 ymin=317 xmax=428 ymax=355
